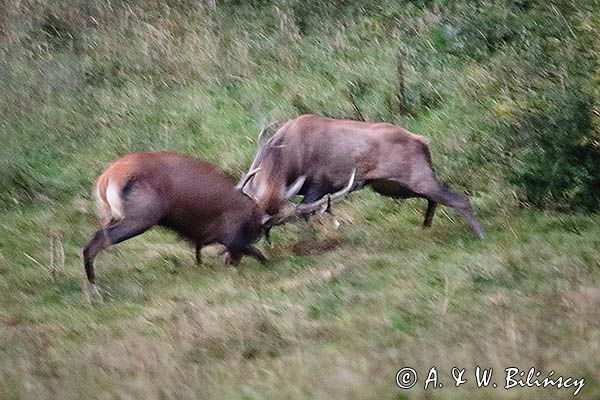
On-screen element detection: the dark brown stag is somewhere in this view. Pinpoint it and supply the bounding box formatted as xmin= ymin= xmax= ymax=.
xmin=240 ymin=114 xmax=484 ymax=238
xmin=83 ymin=151 xmax=354 ymax=283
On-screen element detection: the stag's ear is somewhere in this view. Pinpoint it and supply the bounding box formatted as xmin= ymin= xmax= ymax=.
xmin=241 ymin=188 xmax=258 ymax=202
xmin=237 ymin=167 xmax=261 ymax=191
xmin=240 ymin=181 xmax=259 ymax=202
xmin=282 ymin=176 xmax=306 ymax=200
xmin=239 ymin=168 xmax=262 ymax=201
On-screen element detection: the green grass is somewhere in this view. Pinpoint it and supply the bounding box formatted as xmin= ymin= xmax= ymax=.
xmin=1 ymin=1 xmax=599 ymax=398
xmin=1 ymin=197 xmax=599 ymax=399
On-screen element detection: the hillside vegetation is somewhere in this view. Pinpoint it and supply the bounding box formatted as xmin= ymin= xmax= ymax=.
xmin=0 ymin=1 xmax=599 ymax=399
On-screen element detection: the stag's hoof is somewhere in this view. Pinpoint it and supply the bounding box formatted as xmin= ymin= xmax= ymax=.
xmin=83 ymin=282 xmax=104 ymax=304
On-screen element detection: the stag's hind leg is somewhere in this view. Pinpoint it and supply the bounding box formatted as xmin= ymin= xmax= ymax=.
xmin=83 ymin=229 xmax=108 ymax=283
xmin=414 ymin=181 xmax=484 ymax=238
xmin=83 ymin=216 xmax=158 ymax=283
xmin=83 ymin=185 xmax=163 ymax=283
xmin=369 ymin=177 xmax=483 ymax=238
xmin=369 ymin=179 xmax=434 ymax=226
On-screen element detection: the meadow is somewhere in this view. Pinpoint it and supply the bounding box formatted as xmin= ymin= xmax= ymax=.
xmin=0 ymin=1 xmax=599 ymax=398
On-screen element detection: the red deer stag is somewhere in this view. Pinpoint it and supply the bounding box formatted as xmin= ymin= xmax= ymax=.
xmin=83 ymin=151 xmax=355 ymax=283
xmin=239 ymin=114 xmax=484 ymax=238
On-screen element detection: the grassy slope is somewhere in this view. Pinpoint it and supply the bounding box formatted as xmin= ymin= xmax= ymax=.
xmin=1 ymin=1 xmax=599 ymax=399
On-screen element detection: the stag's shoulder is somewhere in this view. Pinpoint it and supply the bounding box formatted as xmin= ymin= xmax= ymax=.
xmin=293 ymin=114 xmax=321 ymax=122
xmin=276 ymin=114 xmax=326 ymax=139
xmin=385 ymin=126 xmax=430 ymax=146
xmin=287 ymin=114 xmax=326 ymax=128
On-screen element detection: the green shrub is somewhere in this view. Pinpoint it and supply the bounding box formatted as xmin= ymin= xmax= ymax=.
xmin=454 ymin=1 xmax=600 ymax=211
xmin=504 ymin=87 xmax=599 ymax=210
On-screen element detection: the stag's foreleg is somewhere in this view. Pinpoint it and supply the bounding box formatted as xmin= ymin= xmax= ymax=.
xmin=423 ymin=200 xmax=437 ymax=228
xmin=195 ymin=244 xmax=202 ymax=265
xmin=299 ymin=179 xmax=338 ymax=237
xmin=223 ymin=246 xmax=261 ymax=266
xmin=243 ymin=246 xmax=268 ymax=264
xmin=222 ymin=231 xmax=267 ymax=266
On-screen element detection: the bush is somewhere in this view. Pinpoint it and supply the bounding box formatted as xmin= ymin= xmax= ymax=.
xmin=466 ymin=1 xmax=600 ymax=211
xmin=504 ymin=87 xmax=599 ymax=210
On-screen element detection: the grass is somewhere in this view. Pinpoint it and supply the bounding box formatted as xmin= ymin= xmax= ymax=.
xmin=1 ymin=194 xmax=599 ymax=399
xmin=0 ymin=0 xmax=599 ymax=398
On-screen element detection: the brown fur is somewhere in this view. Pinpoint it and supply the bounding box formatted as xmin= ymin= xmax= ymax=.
xmin=246 ymin=114 xmax=484 ymax=237
xmin=83 ymin=152 xmax=266 ymax=283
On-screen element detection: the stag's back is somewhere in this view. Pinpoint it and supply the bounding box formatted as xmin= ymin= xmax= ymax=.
xmin=95 ymin=152 xmax=259 ymax=243
xmin=251 ymin=115 xmax=432 ymax=205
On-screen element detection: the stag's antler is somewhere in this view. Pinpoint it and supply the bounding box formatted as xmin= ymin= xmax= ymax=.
xmin=237 ymin=121 xmax=279 ymax=190
xmin=263 ymin=169 xmax=356 ymax=228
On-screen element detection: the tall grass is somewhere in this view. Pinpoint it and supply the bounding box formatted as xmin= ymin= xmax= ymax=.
xmin=1 ymin=0 xmax=597 ymax=210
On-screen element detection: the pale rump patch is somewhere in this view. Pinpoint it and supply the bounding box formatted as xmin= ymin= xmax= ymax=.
xmin=94 ymin=184 xmax=112 ymax=226
xmin=105 ymin=178 xmax=124 ymax=221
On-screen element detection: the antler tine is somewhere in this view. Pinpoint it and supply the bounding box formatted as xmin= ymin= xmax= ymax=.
xmin=237 ymin=120 xmax=279 ymax=189
xmin=256 ymin=120 xmax=277 ymax=145
xmin=295 ymin=169 xmax=356 ymax=213
xmin=265 ymin=169 xmax=356 ymax=227
xmin=249 ymin=122 xmax=272 ymax=169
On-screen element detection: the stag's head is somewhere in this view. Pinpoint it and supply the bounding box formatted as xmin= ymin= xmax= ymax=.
xmin=236 ymin=121 xmax=306 ymax=216
xmin=239 ymin=168 xmax=305 ymax=216
xmin=259 ymin=169 xmax=355 ymax=229
xmin=237 ymin=122 xmax=355 ymax=232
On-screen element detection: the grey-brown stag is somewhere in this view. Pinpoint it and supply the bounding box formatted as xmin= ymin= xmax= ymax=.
xmin=239 ymin=114 xmax=484 ymax=238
